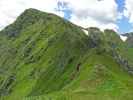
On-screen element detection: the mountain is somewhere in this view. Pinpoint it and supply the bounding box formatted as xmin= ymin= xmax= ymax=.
xmin=122 ymin=33 xmax=133 ymax=67
xmin=0 ymin=8 xmax=133 ymax=100
xmin=123 ymin=32 xmax=133 ymax=47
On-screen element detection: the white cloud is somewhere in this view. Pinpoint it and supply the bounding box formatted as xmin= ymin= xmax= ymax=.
xmin=124 ymin=0 xmax=133 ymax=23
xmin=82 ymin=29 xmax=88 ymax=35
xmin=120 ymin=35 xmax=128 ymax=42
xmin=57 ymin=0 xmax=119 ymax=31
xmin=0 ymin=0 xmax=119 ymax=31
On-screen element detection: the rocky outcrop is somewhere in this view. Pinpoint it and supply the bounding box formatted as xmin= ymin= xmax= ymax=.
xmin=123 ymin=32 xmax=133 ymax=47
xmin=111 ymin=49 xmax=133 ymax=74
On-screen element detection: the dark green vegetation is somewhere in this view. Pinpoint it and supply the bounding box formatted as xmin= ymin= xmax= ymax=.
xmin=123 ymin=32 xmax=133 ymax=47
xmin=122 ymin=33 xmax=133 ymax=68
xmin=0 ymin=8 xmax=133 ymax=100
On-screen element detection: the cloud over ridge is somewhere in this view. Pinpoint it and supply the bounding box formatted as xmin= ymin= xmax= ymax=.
xmin=0 ymin=0 xmax=123 ymax=31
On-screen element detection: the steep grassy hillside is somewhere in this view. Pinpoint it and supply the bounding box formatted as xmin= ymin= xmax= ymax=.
xmin=0 ymin=8 xmax=133 ymax=100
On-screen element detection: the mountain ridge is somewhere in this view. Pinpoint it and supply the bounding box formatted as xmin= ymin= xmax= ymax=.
xmin=0 ymin=8 xmax=133 ymax=100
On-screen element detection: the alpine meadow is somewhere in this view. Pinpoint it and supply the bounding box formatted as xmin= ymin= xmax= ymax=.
xmin=0 ymin=8 xmax=133 ymax=100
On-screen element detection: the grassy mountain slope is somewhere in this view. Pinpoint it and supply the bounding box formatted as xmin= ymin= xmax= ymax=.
xmin=0 ymin=8 xmax=133 ymax=100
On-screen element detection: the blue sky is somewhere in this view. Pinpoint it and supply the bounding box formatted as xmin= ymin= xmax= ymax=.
xmin=116 ymin=0 xmax=132 ymax=33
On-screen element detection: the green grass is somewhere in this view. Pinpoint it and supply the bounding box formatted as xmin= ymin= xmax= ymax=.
xmin=0 ymin=8 xmax=133 ymax=100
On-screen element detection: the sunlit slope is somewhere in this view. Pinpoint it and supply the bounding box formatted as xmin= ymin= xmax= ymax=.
xmin=0 ymin=8 xmax=132 ymax=100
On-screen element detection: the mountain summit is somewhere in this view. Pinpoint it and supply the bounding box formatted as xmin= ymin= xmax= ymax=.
xmin=0 ymin=8 xmax=133 ymax=100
